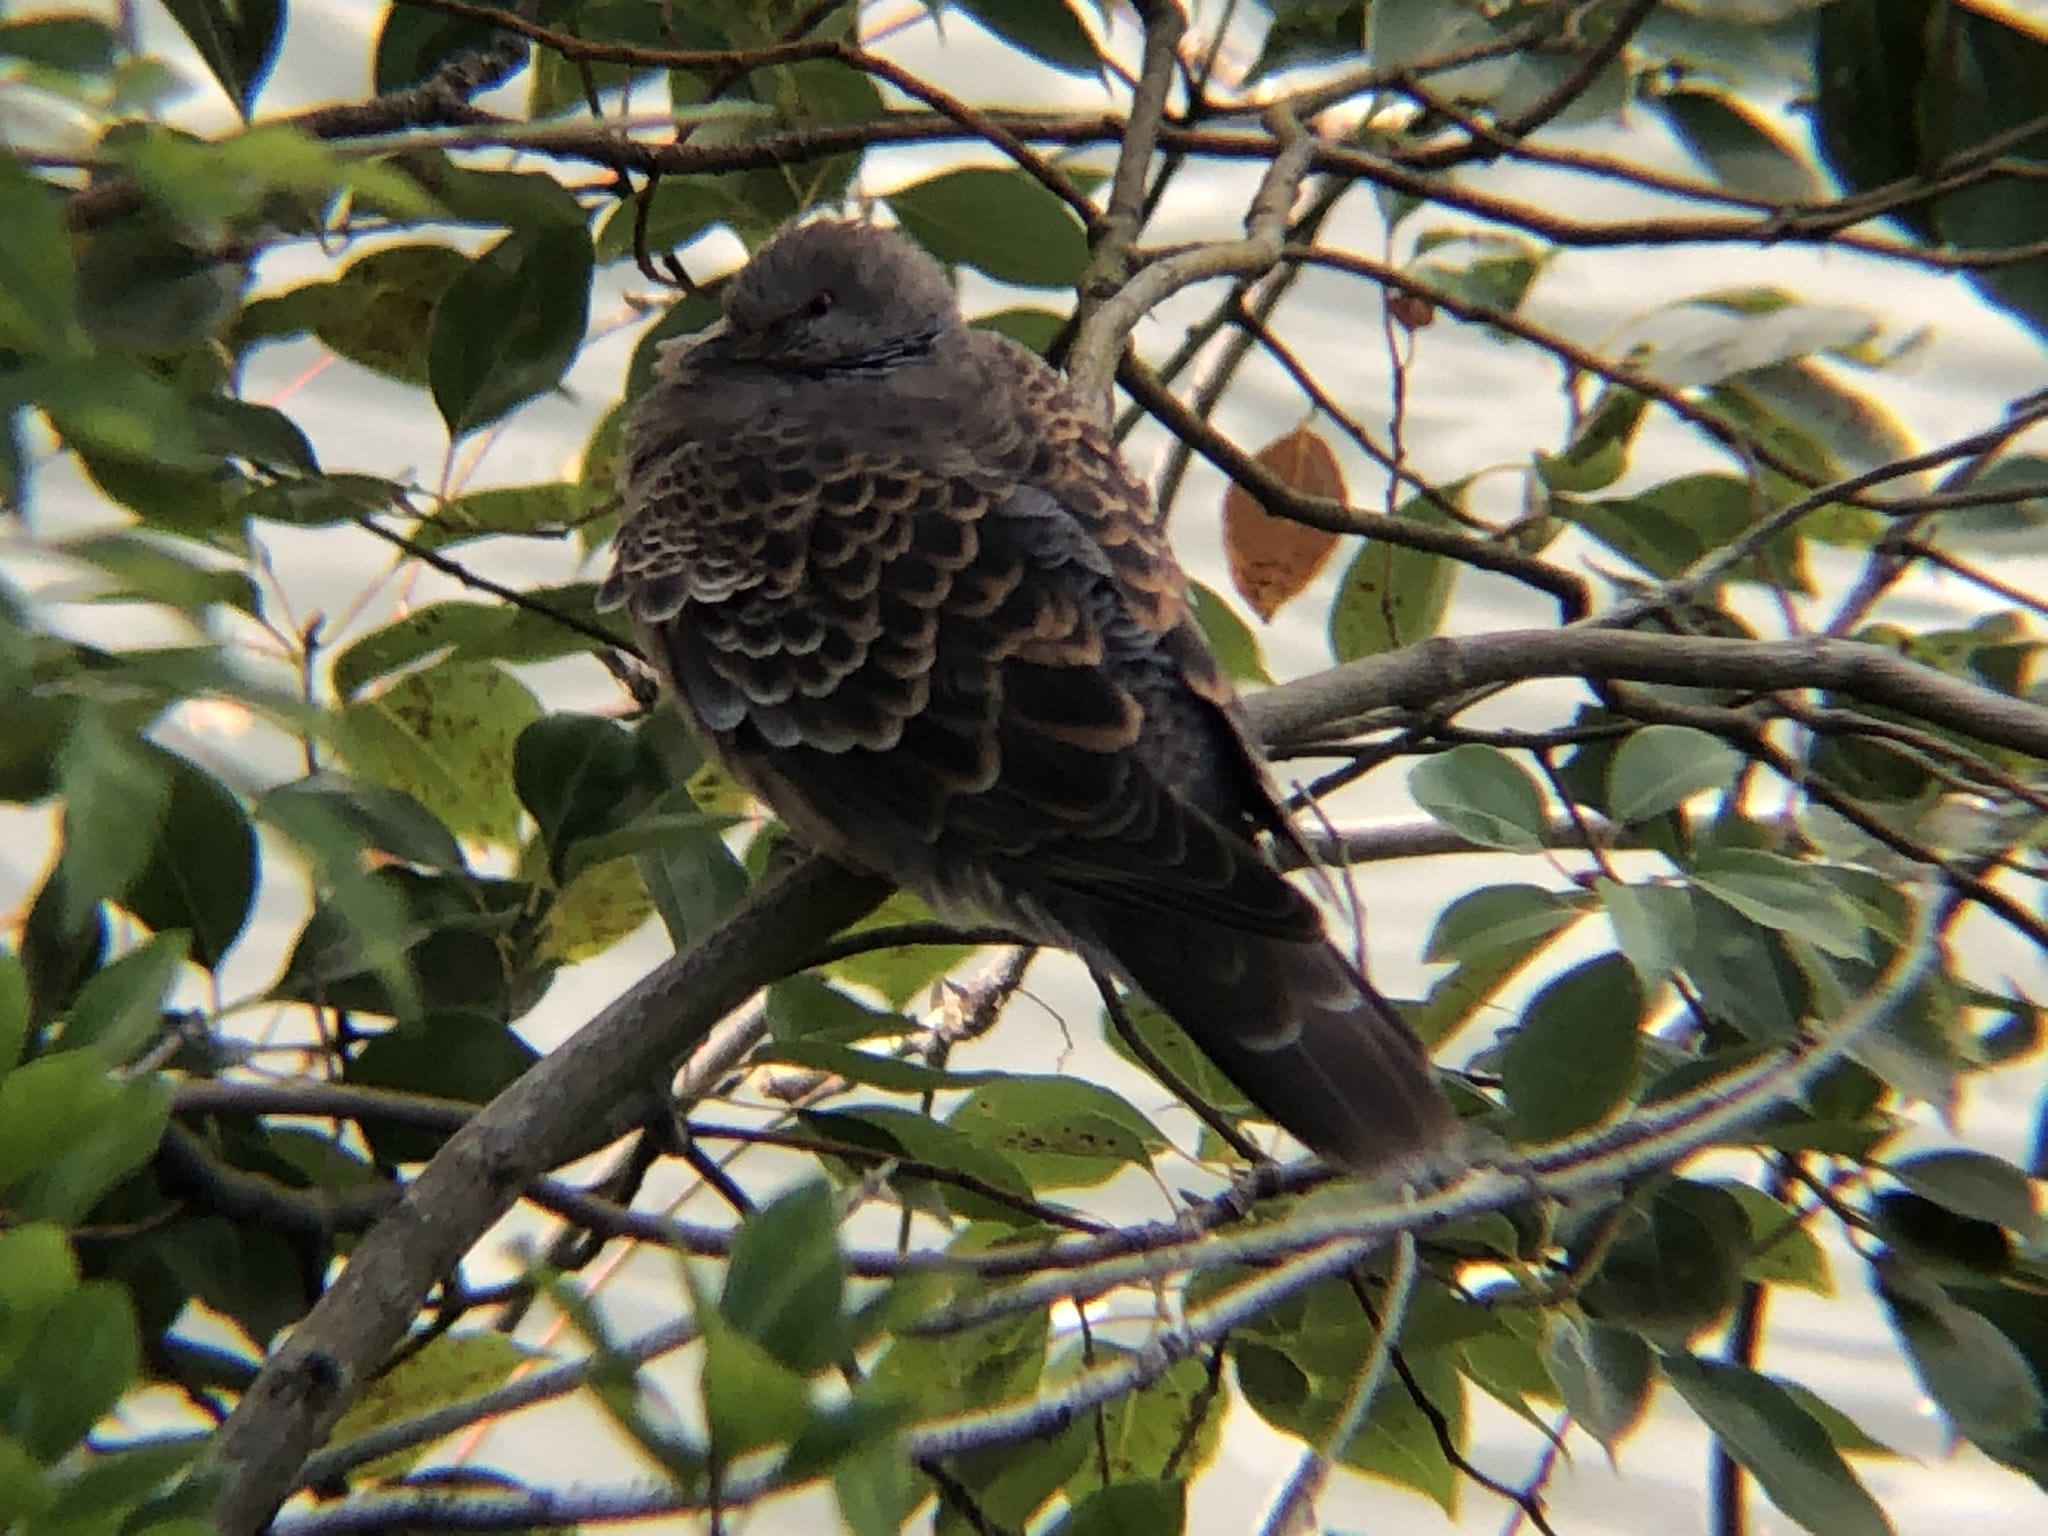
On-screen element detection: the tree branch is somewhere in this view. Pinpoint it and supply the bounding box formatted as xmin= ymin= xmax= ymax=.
xmin=1243 ymin=629 xmax=2048 ymax=762
xmin=1067 ymin=108 xmax=1316 ymax=416
xmin=206 ymin=853 xmax=890 ymax=1535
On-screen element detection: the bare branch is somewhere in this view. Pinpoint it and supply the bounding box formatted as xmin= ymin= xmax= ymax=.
xmin=1067 ymin=111 xmax=1317 ymax=416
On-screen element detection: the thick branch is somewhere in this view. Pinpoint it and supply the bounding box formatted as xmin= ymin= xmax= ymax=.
xmin=206 ymin=854 xmax=889 ymax=1535
xmin=1244 ymin=629 xmax=2048 ymax=762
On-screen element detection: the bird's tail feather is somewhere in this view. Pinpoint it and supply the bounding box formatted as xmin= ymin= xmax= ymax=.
xmin=1083 ymin=908 xmax=1456 ymax=1175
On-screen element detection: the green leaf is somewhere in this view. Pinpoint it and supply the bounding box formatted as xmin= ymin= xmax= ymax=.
xmin=159 ymin=0 xmax=282 ymax=112
xmin=1048 ymin=1481 xmax=1185 ymax=1536
xmin=1890 ymin=1151 xmax=2042 ymax=1241
xmin=514 ymin=714 xmax=644 ymax=880
xmin=259 ymin=772 xmax=468 ymax=874
xmin=1663 ymin=1353 xmax=1896 ymax=1536
xmin=1878 ymin=1261 xmax=2046 ymax=1446
xmin=889 ymin=169 xmax=1089 ymax=288
xmin=119 ymin=749 xmax=257 ymax=969
xmin=1190 ymin=581 xmax=1274 ymax=686
xmin=0 ymin=159 xmax=81 ymax=355
xmin=1598 ymin=878 xmax=1694 ymax=990
xmin=799 ymin=1106 xmax=1034 ymax=1226
xmin=1502 ymin=953 xmax=1644 ymax=1142
xmin=722 ymin=1180 xmax=848 ymax=1374
xmin=767 ymin=976 xmax=905 ymax=1046
xmin=755 ymin=1039 xmax=963 ymax=1094
xmin=951 ymin=0 xmax=1101 ymax=74
xmin=1543 ymin=1314 xmax=1652 ymax=1451
xmin=1580 ymin=1182 xmax=1744 ymax=1341
xmin=1327 ymin=531 xmax=1459 ymax=661
xmin=0 ymin=950 xmax=26 ymax=1081
xmin=1367 ymin=0 xmax=1515 ymax=100
xmin=1063 ymin=1351 xmax=1224 ymax=1495
xmin=1409 ymin=744 xmax=1547 ymax=854
xmin=0 ymin=14 xmax=119 ymax=73
xmin=330 ymin=589 xmax=623 ymax=701
xmin=4 ymin=1281 xmax=139 ymax=1461
xmin=947 ymin=1076 xmax=1163 ymax=1188
xmin=1249 ymin=1 xmax=1367 ymax=80
xmin=540 ymin=857 xmax=653 ymax=963
xmin=826 ymin=888 xmax=982 ymax=1007
xmin=323 ymin=1333 xmax=529 ymax=1480
xmin=1557 ymin=474 xmax=1759 ymax=582
xmin=1413 ymin=884 xmax=1588 ymax=1043
xmin=312 ymin=243 xmax=470 ymax=384
xmin=1690 ymin=848 xmax=1870 ymax=961
xmin=1607 ymin=724 xmax=1741 ymax=823
xmin=1680 ymin=891 xmax=1812 ymax=1042
xmin=971 ymin=306 xmax=1067 ymax=356
xmin=56 ymin=710 xmax=172 ymax=930
xmin=429 ymin=222 xmax=595 ymax=436
xmin=374 ymin=3 xmax=509 ymax=93
xmin=700 ymin=1320 xmax=813 ymax=1459
xmin=1718 ymin=1182 xmax=1834 ymax=1295
xmin=1236 ymin=1338 xmax=1463 ymax=1511
xmin=340 ymin=661 xmax=543 ymax=847
xmin=415 ymin=481 xmax=598 ymax=551
xmin=344 ymin=1015 xmax=538 ymax=1163
xmin=0 ymin=1221 xmax=80 ymax=1323
xmin=1660 ymin=87 xmax=1824 ymax=203
xmin=1538 ymin=387 xmax=1647 ymax=494
xmin=61 ymin=931 xmax=186 ymax=1066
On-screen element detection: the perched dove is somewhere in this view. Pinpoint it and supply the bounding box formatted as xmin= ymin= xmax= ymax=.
xmin=601 ymin=219 xmax=1454 ymax=1174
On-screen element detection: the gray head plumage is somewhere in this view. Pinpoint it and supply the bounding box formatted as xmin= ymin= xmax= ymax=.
xmin=696 ymin=220 xmax=962 ymax=373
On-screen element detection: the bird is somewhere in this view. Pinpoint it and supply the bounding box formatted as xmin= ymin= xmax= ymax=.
xmin=599 ymin=218 xmax=1455 ymax=1175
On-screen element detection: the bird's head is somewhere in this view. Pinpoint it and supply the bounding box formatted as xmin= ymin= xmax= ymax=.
xmin=701 ymin=219 xmax=962 ymax=373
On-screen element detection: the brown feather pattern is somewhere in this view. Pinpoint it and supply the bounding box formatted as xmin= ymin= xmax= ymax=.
xmin=602 ymin=220 xmax=1455 ymax=1174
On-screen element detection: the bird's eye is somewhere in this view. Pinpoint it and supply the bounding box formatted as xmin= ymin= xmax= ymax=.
xmin=803 ymin=290 xmax=836 ymax=319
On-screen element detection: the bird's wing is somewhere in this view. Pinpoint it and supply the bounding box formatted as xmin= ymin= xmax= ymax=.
xmin=610 ymin=388 xmax=1315 ymax=943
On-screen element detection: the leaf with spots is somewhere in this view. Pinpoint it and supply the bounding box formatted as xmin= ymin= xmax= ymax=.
xmin=339 ymin=661 xmax=542 ymax=848
xmin=1223 ymin=426 xmax=1345 ymax=622
xmin=947 ymin=1076 xmax=1163 ymax=1189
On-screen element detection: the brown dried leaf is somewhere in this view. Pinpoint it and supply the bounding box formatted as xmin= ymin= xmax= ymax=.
xmin=1223 ymin=426 xmax=1346 ymax=622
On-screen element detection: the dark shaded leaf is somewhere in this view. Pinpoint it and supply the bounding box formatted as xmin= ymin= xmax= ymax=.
xmin=1661 ymin=87 xmax=1824 ymax=202
xmin=1502 ymin=952 xmax=1645 ymax=1142
xmin=1663 ymin=1353 xmax=1894 ymax=1536
xmin=160 ymin=0 xmax=283 ymax=112
xmin=1890 ymin=1150 xmax=2041 ymax=1241
xmin=429 ymin=224 xmax=596 ymax=436
xmin=951 ymin=0 xmax=1101 ymax=74
xmin=260 ymin=773 xmax=467 ymax=874
xmin=889 ymin=169 xmax=1089 ymax=288
xmin=345 ymin=1015 xmax=539 ymax=1163
xmin=119 ymin=749 xmax=256 ymax=968
xmin=722 ymin=1180 xmax=847 ymax=1374
xmin=1581 ymin=1182 xmax=1744 ymax=1341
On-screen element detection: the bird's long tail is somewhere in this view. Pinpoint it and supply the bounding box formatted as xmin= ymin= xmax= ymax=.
xmin=1083 ymin=907 xmax=1456 ymax=1175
